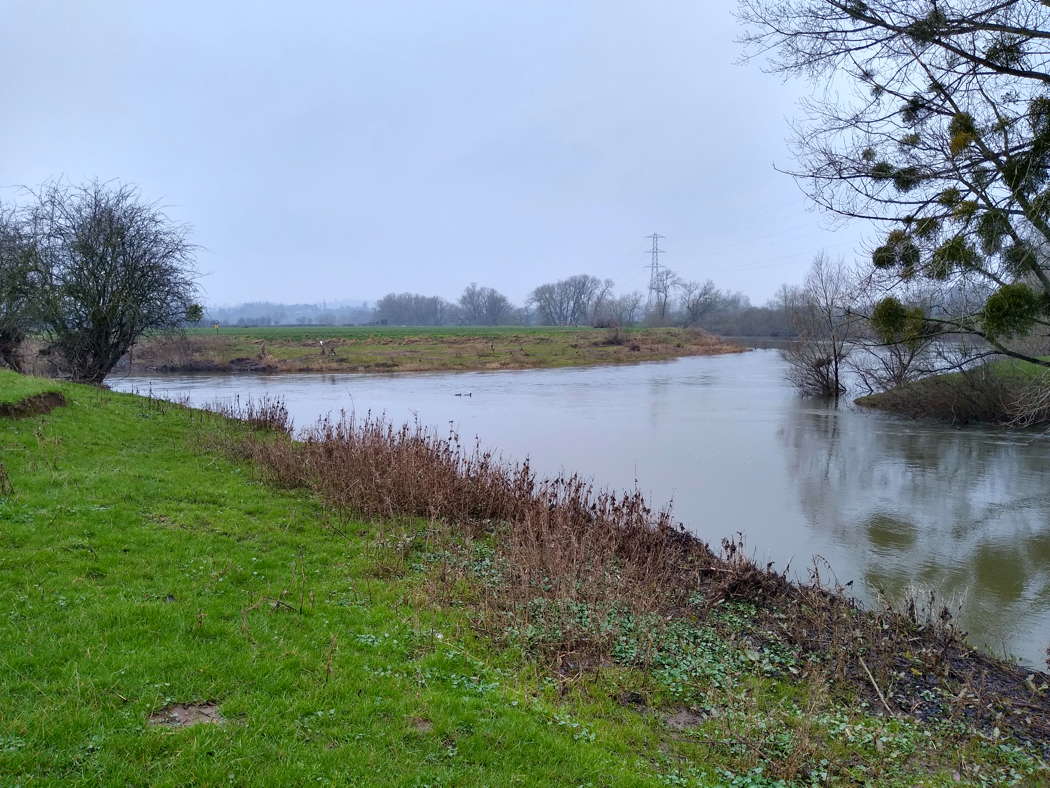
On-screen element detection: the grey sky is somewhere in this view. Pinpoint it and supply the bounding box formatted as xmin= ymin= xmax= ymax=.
xmin=2 ymin=0 xmax=863 ymax=307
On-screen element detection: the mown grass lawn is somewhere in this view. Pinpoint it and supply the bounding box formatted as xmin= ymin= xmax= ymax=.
xmin=0 ymin=371 xmax=669 ymax=786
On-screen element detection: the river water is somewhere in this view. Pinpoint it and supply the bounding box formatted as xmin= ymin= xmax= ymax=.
xmin=112 ymin=349 xmax=1050 ymax=666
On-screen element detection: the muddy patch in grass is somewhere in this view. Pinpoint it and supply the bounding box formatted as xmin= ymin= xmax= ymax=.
xmin=665 ymin=708 xmax=706 ymax=731
xmin=615 ymin=690 xmax=648 ymax=709
xmin=148 ymin=702 xmax=225 ymax=727
xmin=408 ymin=716 xmax=433 ymax=733
xmin=0 ymin=391 xmax=66 ymax=419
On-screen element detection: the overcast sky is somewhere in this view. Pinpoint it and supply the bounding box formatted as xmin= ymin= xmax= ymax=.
xmin=1 ymin=0 xmax=865 ymax=307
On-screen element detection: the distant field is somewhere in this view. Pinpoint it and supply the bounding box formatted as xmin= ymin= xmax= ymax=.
xmin=987 ymin=355 xmax=1050 ymax=379
xmin=125 ymin=325 xmax=744 ymax=374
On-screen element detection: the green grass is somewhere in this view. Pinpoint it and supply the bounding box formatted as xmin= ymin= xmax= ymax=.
xmin=0 ymin=370 xmax=1044 ymax=785
xmin=0 ymin=372 xmax=60 ymax=405
xmin=904 ymin=355 xmax=1050 ymax=386
xmin=121 ymin=325 xmax=743 ymax=375
xmin=985 ymin=355 xmax=1050 ymax=380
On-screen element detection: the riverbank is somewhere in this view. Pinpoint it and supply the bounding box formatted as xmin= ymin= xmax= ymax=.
xmin=1 ymin=370 xmax=1047 ymax=785
xmin=856 ymin=356 xmax=1050 ymax=426
xmin=106 ymin=325 xmax=744 ymax=375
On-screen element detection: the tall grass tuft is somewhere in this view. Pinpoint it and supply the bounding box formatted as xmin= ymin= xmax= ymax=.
xmin=209 ymin=395 xmax=292 ymax=435
xmin=238 ymin=412 xmax=709 ymax=618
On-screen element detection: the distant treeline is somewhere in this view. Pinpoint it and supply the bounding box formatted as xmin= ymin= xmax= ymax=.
xmin=205 ymin=301 xmax=374 ymax=327
xmin=204 ymin=277 xmax=799 ymax=337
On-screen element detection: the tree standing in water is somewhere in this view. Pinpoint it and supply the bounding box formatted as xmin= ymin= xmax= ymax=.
xmin=783 ymin=253 xmax=857 ymax=397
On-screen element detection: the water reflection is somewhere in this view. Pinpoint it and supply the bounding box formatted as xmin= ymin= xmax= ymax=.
xmin=112 ymin=350 xmax=1050 ymax=665
xmin=780 ymin=401 xmax=1050 ymax=661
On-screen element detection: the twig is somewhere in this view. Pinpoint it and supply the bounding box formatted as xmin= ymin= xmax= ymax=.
xmin=859 ymin=655 xmax=895 ymax=717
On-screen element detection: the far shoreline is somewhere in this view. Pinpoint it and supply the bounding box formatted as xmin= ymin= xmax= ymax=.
xmin=106 ymin=325 xmax=748 ymax=377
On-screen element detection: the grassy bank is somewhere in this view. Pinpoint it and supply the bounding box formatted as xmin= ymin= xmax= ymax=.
xmin=1 ymin=371 xmax=1047 ymax=785
xmin=856 ymin=356 xmax=1050 ymax=425
xmin=99 ymin=325 xmax=744 ymax=375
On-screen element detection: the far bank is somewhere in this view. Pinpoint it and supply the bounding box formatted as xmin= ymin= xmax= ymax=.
xmin=98 ymin=326 xmax=745 ymax=375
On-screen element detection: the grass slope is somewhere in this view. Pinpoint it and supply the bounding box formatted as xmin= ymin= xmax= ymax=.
xmin=0 ymin=373 xmax=61 ymax=405
xmin=0 ymin=370 xmax=1045 ymax=785
xmin=0 ymin=372 xmax=661 ymax=785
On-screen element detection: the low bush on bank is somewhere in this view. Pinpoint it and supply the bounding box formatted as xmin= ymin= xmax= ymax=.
xmin=207 ymin=399 xmax=1050 ymax=777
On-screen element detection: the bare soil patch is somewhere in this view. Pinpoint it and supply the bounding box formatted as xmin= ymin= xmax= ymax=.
xmin=666 ymin=709 xmax=706 ymax=731
xmin=148 ymin=702 xmax=225 ymax=727
xmin=408 ymin=716 xmax=433 ymax=733
xmin=0 ymin=391 xmax=66 ymax=419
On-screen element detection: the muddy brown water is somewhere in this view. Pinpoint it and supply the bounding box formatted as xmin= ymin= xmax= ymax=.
xmin=112 ymin=350 xmax=1050 ymax=667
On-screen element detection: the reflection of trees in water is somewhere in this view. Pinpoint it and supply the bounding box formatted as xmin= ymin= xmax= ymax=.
xmin=780 ymin=404 xmax=1050 ymax=661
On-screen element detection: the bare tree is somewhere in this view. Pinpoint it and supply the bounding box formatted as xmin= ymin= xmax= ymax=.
xmin=587 ymin=278 xmax=617 ymax=325
xmin=375 ymin=292 xmax=457 ymax=325
xmin=26 ymin=181 xmax=198 ymax=383
xmin=458 ymin=283 xmax=513 ymax=325
xmin=528 ymin=275 xmax=605 ymax=326
xmin=679 ymin=279 xmax=721 ymax=326
xmin=611 ymin=291 xmax=645 ymax=326
xmin=0 ymin=205 xmax=37 ymax=372
xmin=528 ymin=282 xmax=565 ymax=325
xmin=783 ymin=254 xmax=857 ymax=397
xmin=646 ymin=268 xmax=680 ymax=324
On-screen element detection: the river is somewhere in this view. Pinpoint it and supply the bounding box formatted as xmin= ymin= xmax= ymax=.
xmin=111 ymin=349 xmax=1050 ymax=667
